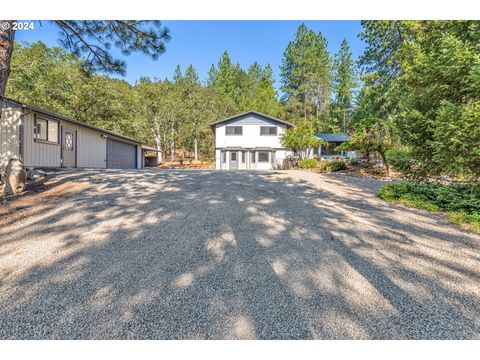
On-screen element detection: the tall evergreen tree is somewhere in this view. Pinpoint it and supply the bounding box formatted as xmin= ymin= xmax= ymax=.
xmin=245 ymin=63 xmax=279 ymax=115
xmin=332 ymin=39 xmax=358 ymax=133
xmin=280 ymin=23 xmax=332 ymax=129
xmin=206 ymin=64 xmax=217 ymax=86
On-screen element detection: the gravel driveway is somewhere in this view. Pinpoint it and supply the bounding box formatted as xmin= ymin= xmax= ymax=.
xmin=0 ymin=169 xmax=479 ymax=339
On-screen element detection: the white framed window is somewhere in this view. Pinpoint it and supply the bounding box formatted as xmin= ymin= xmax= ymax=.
xmin=35 ymin=118 xmax=47 ymax=141
xmin=225 ymin=126 xmax=242 ymax=135
xmin=35 ymin=115 xmax=59 ymax=144
xmin=48 ymin=121 xmax=59 ymax=143
xmin=260 ymin=126 xmax=277 ymax=136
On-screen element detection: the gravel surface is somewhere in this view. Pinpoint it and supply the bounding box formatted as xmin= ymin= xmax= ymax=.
xmin=0 ymin=169 xmax=479 ymax=339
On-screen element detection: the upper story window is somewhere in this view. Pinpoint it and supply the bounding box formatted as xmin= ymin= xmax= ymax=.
xmin=225 ymin=126 xmax=243 ymax=136
xmin=260 ymin=126 xmax=277 ymax=136
xmin=35 ymin=115 xmax=59 ymax=144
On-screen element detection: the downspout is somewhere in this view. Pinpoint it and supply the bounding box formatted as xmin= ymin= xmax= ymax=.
xmin=19 ymin=106 xmax=32 ymax=164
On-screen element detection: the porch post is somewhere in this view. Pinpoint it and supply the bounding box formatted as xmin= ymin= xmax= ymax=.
xmin=226 ymin=150 xmax=230 ymax=170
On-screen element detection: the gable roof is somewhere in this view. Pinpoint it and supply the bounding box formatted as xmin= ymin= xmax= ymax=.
xmin=315 ymin=133 xmax=350 ymax=142
xmin=210 ymin=110 xmax=294 ymax=127
xmin=5 ymin=98 xmax=142 ymax=145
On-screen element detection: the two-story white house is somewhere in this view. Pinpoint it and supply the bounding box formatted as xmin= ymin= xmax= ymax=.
xmin=211 ymin=111 xmax=294 ymax=170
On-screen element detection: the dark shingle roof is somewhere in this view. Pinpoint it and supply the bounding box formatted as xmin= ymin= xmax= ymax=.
xmin=315 ymin=133 xmax=350 ymax=142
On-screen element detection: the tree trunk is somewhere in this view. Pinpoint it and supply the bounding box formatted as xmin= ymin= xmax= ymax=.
xmin=193 ymin=124 xmax=198 ymax=161
xmin=379 ymin=150 xmax=391 ymax=176
xmin=163 ymin=125 xmax=168 ymax=157
xmin=171 ymin=124 xmax=175 ymax=162
xmin=154 ymin=127 xmax=163 ymax=164
xmin=0 ymin=20 xmax=16 ymax=117
xmin=303 ymin=93 xmax=307 ymax=124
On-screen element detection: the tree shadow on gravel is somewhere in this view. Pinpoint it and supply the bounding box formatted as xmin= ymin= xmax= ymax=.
xmin=0 ymin=169 xmax=478 ymax=339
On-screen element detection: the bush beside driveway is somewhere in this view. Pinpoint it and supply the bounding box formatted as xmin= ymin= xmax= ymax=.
xmin=0 ymin=169 xmax=479 ymax=339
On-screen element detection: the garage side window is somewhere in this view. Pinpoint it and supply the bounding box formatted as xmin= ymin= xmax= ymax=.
xmin=48 ymin=120 xmax=59 ymax=143
xmin=34 ymin=116 xmax=59 ymax=144
xmin=35 ymin=118 xmax=47 ymax=141
xmin=225 ymin=126 xmax=242 ymax=135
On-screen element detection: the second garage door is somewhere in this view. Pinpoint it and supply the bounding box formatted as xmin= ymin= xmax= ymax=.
xmin=107 ymin=139 xmax=136 ymax=169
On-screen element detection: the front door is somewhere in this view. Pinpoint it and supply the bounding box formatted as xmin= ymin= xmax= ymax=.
xmin=62 ymin=128 xmax=76 ymax=167
xmin=229 ymin=151 xmax=238 ymax=170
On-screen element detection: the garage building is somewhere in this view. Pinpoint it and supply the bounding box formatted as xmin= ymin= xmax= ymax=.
xmin=1 ymin=99 xmax=144 ymax=169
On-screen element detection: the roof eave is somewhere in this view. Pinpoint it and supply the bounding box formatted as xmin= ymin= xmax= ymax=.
xmin=210 ymin=110 xmax=294 ymax=127
xmin=6 ymin=97 xmax=142 ymax=145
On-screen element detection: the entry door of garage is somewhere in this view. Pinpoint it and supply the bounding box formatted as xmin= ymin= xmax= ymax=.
xmin=106 ymin=139 xmax=136 ymax=169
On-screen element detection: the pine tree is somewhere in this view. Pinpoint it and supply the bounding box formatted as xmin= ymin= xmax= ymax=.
xmin=173 ymin=65 xmax=183 ymax=83
xmin=212 ymin=51 xmax=246 ymax=108
xmin=332 ymin=39 xmax=358 ymax=133
xmin=206 ymin=64 xmax=217 ymax=86
xmin=280 ymin=23 xmax=332 ymax=128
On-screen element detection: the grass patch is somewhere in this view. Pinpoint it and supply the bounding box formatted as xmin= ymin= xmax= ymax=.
xmin=378 ymin=181 xmax=480 ymax=232
xmin=448 ymin=212 xmax=480 ymax=233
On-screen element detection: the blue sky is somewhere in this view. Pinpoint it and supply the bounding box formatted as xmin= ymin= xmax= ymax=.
xmin=16 ymin=20 xmax=365 ymax=90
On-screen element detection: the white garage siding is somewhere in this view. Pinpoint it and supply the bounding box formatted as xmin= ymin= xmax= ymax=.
xmin=76 ymin=126 xmax=107 ymax=168
xmin=23 ymin=112 xmax=61 ymax=168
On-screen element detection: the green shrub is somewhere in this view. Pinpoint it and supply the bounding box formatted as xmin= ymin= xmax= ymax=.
xmin=316 ymin=160 xmax=348 ymax=172
xmin=317 ymin=161 xmax=329 ymax=171
xmin=349 ymin=158 xmax=360 ymax=166
xmin=326 ymin=160 xmax=347 ymax=172
xmin=386 ymin=149 xmax=416 ymax=176
xmin=378 ymin=181 xmax=480 ymax=232
xmin=298 ymin=158 xmax=318 ymax=169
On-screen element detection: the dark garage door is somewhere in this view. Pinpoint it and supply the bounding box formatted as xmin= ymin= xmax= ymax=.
xmin=107 ymin=139 xmax=136 ymax=169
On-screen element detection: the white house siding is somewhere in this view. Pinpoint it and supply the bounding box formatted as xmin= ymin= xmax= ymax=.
xmin=214 ymin=114 xmax=291 ymax=170
xmin=23 ymin=112 xmax=61 ymax=168
xmin=0 ymin=101 xmax=21 ymax=167
xmin=215 ymin=115 xmax=287 ymax=149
